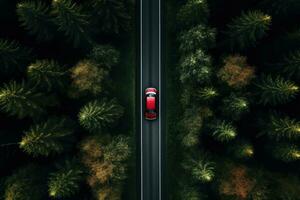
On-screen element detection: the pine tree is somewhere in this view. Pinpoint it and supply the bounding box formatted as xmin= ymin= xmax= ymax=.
xmin=271 ymin=143 xmax=300 ymax=162
xmin=264 ymin=114 xmax=300 ymax=140
xmin=17 ymin=1 xmax=54 ymax=41
xmin=52 ymin=0 xmax=90 ymax=46
xmin=88 ymin=45 xmax=120 ymax=69
xmin=79 ymin=99 xmax=124 ymax=132
xmin=103 ymin=135 xmax=131 ymax=163
xmin=177 ymin=0 xmax=209 ymax=29
xmin=0 ymin=39 xmax=31 ymax=72
xmin=4 ymin=165 xmax=47 ymax=200
xmin=196 ymin=87 xmax=218 ymax=102
xmin=20 ymin=118 xmax=75 ymax=156
xmin=27 ymin=60 xmax=67 ymax=91
xmin=91 ymin=0 xmax=131 ymax=34
xmin=280 ymin=51 xmax=300 ymax=78
xmin=179 ymin=49 xmax=212 ymax=83
xmin=192 ymin=159 xmax=215 ymax=183
xmin=48 ymin=160 xmax=84 ymax=198
xmin=180 ymin=186 xmax=204 ymax=200
xmin=209 ymin=120 xmax=237 ymax=142
xmin=226 ymin=11 xmax=271 ymax=50
xmin=222 ymin=94 xmax=249 ymax=120
xmin=0 ymin=81 xmax=45 ymax=118
xmin=178 ymin=25 xmax=216 ymax=53
xmin=229 ymin=140 xmax=254 ymax=159
xmin=256 ymin=75 xmax=299 ymax=105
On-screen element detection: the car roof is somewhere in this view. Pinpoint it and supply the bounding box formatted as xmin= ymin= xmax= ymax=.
xmin=146 ymin=96 xmax=156 ymax=110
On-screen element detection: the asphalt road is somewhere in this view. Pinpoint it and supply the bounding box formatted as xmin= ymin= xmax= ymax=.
xmin=139 ymin=0 xmax=163 ymax=199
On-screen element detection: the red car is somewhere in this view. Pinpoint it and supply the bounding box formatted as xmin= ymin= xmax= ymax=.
xmin=145 ymin=88 xmax=158 ymax=120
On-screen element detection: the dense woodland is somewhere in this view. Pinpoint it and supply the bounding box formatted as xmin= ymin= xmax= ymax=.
xmin=167 ymin=0 xmax=300 ymax=199
xmin=0 ymin=0 xmax=135 ymax=199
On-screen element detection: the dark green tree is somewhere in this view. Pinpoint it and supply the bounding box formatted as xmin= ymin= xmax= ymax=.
xmin=88 ymin=45 xmax=120 ymax=69
xmin=177 ymin=0 xmax=209 ymax=29
xmin=27 ymin=60 xmax=67 ymax=91
xmin=229 ymin=140 xmax=254 ymax=159
xmin=48 ymin=160 xmax=84 ymax=198
xmin=222 ymin=94 xmax=249 ymax=120
xmin=196 ymin=87 xmax=218 ymax=102
xmin=271 ymin=143 xmax=300 ymax=162
xmin=91 ymin=0 xmax=131 ymax=34
xmin=179 ymin=25 xmax=216 ymax=53
xmin=180 ymin=186 xmax=205 ymax=200
xmin=4 ymin=165 xmax=47 ymax=200
xmin=78 ymin=99 xmax=124 ymax=132
xmin=52 ymin=0 xmax=90 ymax=46
xmin=17 ymin=1 xmax=54 ymax=41
xmin=264 ymin=114 xmax=300 ymax=140
xmin=179 ymin=49 xmax=212 ymax=83
xmin=103 ymin=135 xmax=131 ymax=163
xmin=0 ymin=81 xmax=45 ymax=118
xmin=0 ymin=39 xmax=31 ymax=72
xmin=20 ymin=118 xmax=75 ymax=156
xmin=280 ymin=51 xmax=300 ymax=78
xmin=256 ymin=75 xmax=299 ymax=105
xmin=209 ymin=120 xmax=237 ymax=142
xmin=226 ymin=11 xmax=271 ymax=50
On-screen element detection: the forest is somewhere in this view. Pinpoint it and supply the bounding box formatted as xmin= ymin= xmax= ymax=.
xmin=0 ymin=0 xmax=135 ymax=199
xmin=166 ymin=0 xmax=300 ymax=199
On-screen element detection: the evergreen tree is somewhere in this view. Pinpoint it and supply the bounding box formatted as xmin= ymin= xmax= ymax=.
xmin=180 ymin=186 xmax=204 ymax=200
xmin=79 ymin=99 xmax=124 ymax=132
xmin=256 ymin=75 xmax=299 ymax=105
xmin=226 ymin=11 xmax=271 ymax=50
xmin=17 ymin=1 xmax=54 ymax=41
xmin=0 ymin=39 xmax=31 ymax=72
xmin=4 ymin=165 xmax=47 ymax=200
xmin=48 ymin=160 xmax=84 ymax=198
xmin=0 ymin=81 xmax=45 ymax=118
xmin=103 ymin=135 xmax=131 ymax=163
xmin=177 ymin=0 xmax=209 ymax=29
xmin=20 ymin=118 xmax=75 ymax=156
xmin=280 ymin=51 xmax=300 ymax=78
xmin=209 ymin=120 xmax=237 ymax=142
xmin=191 ymin=159 xmax=215 ymax=183
xmin=264 ymin=114 xmax=300 ymax=140
xmin=271 ymin=143 xmax=300 ymax=162
xmin=91 ymin=0 xmax=131 ymax=34
xmin=27 ymin=60 xmax=67 ymax=91
xmin=179 ymin=49 xmax=212 ymax=83
xmin=88 ymin=45 xmax=120 ymax=69
xmin=178 ymin=25 xmax=216 ymax=53
xmin=196 ymin=87 xmax=218 ymax=102
xmin=222 ymin=94 xmax=249 ymax=120
xmin=52 ymin=0 xmax=90 ymax=46
xmin=229 ymin=140 xmax=254 ymax=159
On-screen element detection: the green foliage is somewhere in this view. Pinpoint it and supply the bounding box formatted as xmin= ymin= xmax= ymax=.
xmin=88 ymin=45 xmax=120 ymax=69
xmin=271 ymin=143 xmax=300 ymax=162
xmin=180 ymin=186 xmax=205 ymax=200
xmin=178 ymin=25 xmax=216 ymax=53
xmin=256 ymin=75 xmax=299 ymax=105
xmin=222 ymin=94 xmax=249 ymax=120
xmin=192 ymin=160 xmax=215 ymax=183
xmin=196 ymin=87 xmax=218 ymax=102
xmin=91 ymin=0 xmax=131 ymax=34
xmin=27 ymin=60 xmax=67 ymax=91
xmin=78 ymin=99 xmax=124 ymax=132
xmin=103 ymin=135 xmax=131 ymax=163
xmin=179 ymin=49 xmax=212 ymax=83
xmin=70 ymin=60 xmax=109 ymax=97
xmin=17 ymin=1 xmax=54 ymax=41
xmin=229 ymin=140 xmax=254 ymax=159
xmin=264 ymin=114 xmax=300 ymax=140
xmin=209 ymin=120 xmax=237 ymax=142
xmin=52 ymin=0 xmax=90 ymax=46
xmin=4 ymin=165 xmax=47 ymax=200
xmin=0 ymin=81 xmax=45 ymax=118
xmin=280 ymin=51 xmax=300 ymax=78
xmin=48 ymin=160 xmax=84 ymax=198
xmin=20 ymin=118 xmax=75 ymax=156
xmin=226 ymin=11 xmax=271 ymax=50
xmin=177 ymin=0 xmax=209 ymax=29
xmin=0 ymin=39 xmax=31 ymax=72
